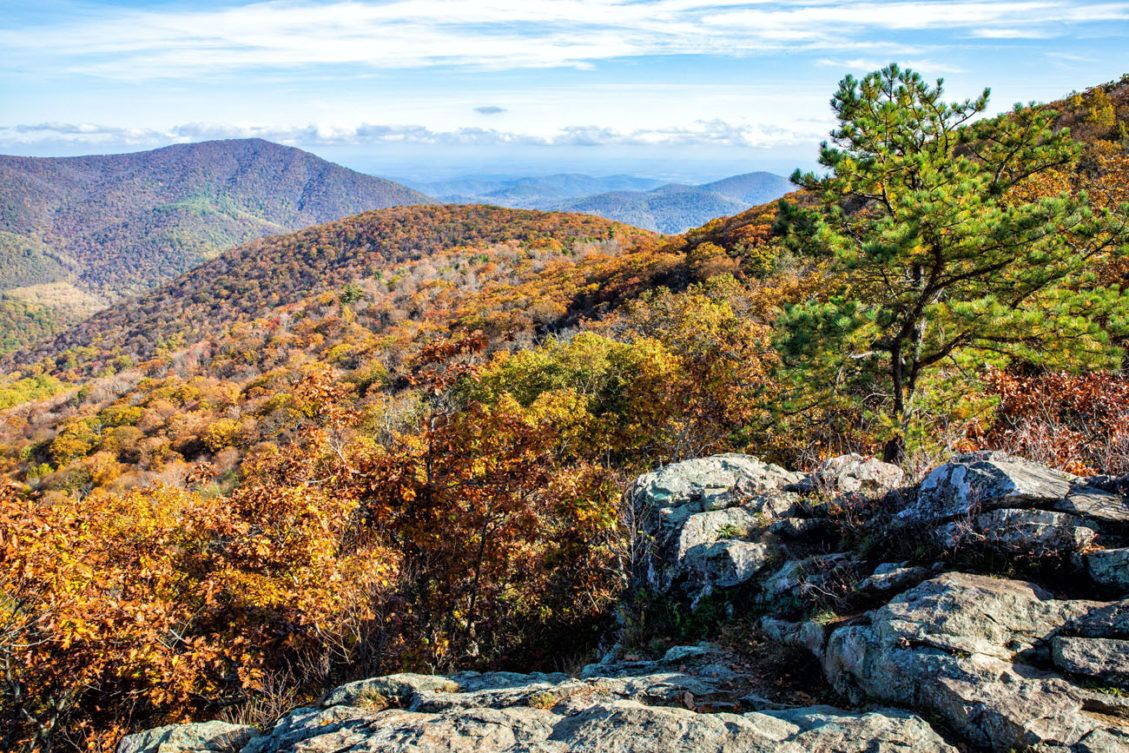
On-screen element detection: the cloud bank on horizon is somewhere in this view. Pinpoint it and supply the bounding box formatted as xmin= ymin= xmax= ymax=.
xmin=2 ymin=0 xmax=1128 ymax=177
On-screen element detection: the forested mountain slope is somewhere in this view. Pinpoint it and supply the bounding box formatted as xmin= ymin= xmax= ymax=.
xmin=4 ymin=205 xmax=652 ymax=376
xmin=0 ymin=139 xmax=432 ymax=351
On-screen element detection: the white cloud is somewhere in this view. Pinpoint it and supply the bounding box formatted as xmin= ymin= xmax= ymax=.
xmin=1 ymin=0 xmax=1125 ymax=79
xmin=815 ymin=57 xmax=966 ymax=74
xmin=0 ymin=117 xmax=827 ymax=150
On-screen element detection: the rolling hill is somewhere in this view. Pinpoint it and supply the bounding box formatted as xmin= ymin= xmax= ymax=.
xmin=4 ymin=204 xmax=655 ymax=376
xmin=552 ymin=172 xmax=794 ymax=233
xmin=414 ymin=173 xmax=663 ymax=207
xmin=0 ymin=138 xmax=432 ymax=351
xmin=413 ymin=171 xmax=793 ymax=234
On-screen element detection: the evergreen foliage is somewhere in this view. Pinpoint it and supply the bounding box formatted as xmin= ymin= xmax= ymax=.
xmin=778 ymin=64 xmax=1128 ymax=459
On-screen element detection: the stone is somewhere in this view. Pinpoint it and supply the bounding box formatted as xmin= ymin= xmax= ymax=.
xmin=1056 ymin=488 xmax=1129 ymax=526
xmin=759 ymin=617 xmax=827 ymax=658
xmin=822 ymin=572 xmax=1119 ymax=751
xmin=808 ymin=454 xmax=905 ymax=498
xmin=935 ymin=508 xmax=1098 ymax=556
xmin=857 ymin=562 xmax=931 ymax=595
xmin=630 ymin=454 xmax=801 ymax=516
xmin=683 ymin=538 xmax=773 ymax=598
xmin=899 ymin=451 xmax=1074 ymax=526
xmin=118 ymin=721 xmax=255 ymax=753
xmin=661 ymin=644 xmax=714 ymax=663
xmin=759 ymin=553 xmax=860 ymax=602
xmin=631 ymin=455 xmax=800 ymax=599
xmin=322 ymin=673 xmax=460 ymax=707
xmin=762 ymin=706 xmax=959 ymax=752
xmin=1087 ymin=548 xmax=1129 ymax=591
xmin=1052 ymin=637 xmax=1129 ymax=687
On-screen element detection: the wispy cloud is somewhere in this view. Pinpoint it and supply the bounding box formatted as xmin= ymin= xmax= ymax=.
xmin=2 ymin=0 xmax=1126 ymax=79
xmin=474 ymin=106 xmax=507 ymax=115
xmin=816 ymin=58 xmax=967 ymax=74
xmin=0 ymin=117 xmax=827 ymax=150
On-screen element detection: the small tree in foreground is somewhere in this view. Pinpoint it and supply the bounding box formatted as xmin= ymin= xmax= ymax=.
xmin=779 ymin=64 xmax=1128 ymax=461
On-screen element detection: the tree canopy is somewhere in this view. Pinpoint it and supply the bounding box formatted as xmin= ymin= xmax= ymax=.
xmin=779 ymin=64 xmax=1128 ymax=460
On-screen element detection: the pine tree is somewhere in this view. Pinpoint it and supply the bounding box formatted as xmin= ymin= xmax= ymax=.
xmin=778 ymin=64 xmax=1128 ymax=461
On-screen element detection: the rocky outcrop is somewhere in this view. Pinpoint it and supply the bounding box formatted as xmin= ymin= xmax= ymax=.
xmin=123 ymin=646 xmax=958 ymax=753
xmin=898 ymin=452 xmax=1129 ymax=570
xmin=804 ymin=453 xmax=904 ymax=498
xmin=821 ymin=572 xmax=1129 ymax=751
xmin=899 ymin=451 xmax=1076 ymax=526
xmin=629 ymin=454 xmax=801 ymax=603
xmin=120 ymin=453 xmax=1129 ymax=753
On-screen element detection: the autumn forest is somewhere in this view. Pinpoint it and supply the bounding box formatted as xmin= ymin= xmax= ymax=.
xmin=1 ymin=67 xmax=1127 ymax=751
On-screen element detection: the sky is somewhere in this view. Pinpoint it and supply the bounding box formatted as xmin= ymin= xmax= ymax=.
xmin=2 ymin=0 xmax=1129 ymax=183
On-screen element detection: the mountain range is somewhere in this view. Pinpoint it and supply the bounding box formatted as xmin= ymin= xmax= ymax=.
xmin=0 ymin=139 xmax=431 ymax=351
xmin=0 ymin=140 xmax=790 ymax=354
xmin=416 ymin=171 xmax=794 ymax=233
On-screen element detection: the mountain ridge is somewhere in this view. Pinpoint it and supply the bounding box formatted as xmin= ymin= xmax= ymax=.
xmin=3 ymin=204 xmax=655 ymax=375
xmin=416 ymin=170 xmax=793 ymax=233
xmin=0 ymin=138 xmax=432 ymax=351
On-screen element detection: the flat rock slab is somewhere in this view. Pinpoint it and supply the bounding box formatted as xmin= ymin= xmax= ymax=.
xmin=129 ymin=695 xmax=958 ymax=753
xmin=119 ymin=722 xmax=255 ymax=753
xmin=900 ymin=451 xmax=1074 ymax=526
xmin=1056 ymin=488 xmax=1129 ymax=526
xmin=1052 ymin=636 xmax=1129 ymax=687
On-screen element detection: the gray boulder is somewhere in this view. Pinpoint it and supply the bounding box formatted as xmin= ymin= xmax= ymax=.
xmin=899 ymin=451 xmax=1074 ymax=526
xmin=935 ymin=508 xmax=1098 ymax=556
xmin=1086 ymin=548 xmax=1129 ymax=591
xmin=118 ymin=722 xmax=255 ymax=753
xmin=630 ymin=454 xmax=800 ymax=599
xmin=808 ymin=454 xmax=905 ymax=498
xmin=630 ymin=454 xmax=801 ymax=516
xmin=823 ymin=572 xmax=1126 ymax=751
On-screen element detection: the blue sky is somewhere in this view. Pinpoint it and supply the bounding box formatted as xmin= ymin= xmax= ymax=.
xmin=2 ymin=0 xmax=1128 ymax=182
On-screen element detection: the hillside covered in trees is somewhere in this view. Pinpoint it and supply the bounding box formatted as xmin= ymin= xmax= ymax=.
xmin=0 ymin=69 xmax=1126 ymax=751
xmin=0 ymin=139 xmax=432 ymax=353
